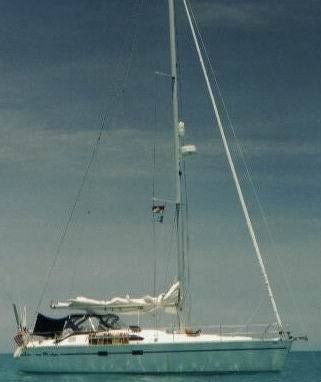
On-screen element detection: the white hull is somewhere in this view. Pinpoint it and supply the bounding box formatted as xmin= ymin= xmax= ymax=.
xmin=15 ymin=331 xmax=292 ymax=374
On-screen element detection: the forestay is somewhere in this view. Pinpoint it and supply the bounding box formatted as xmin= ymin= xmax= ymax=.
xmin=51 ymin=282 xmax=179 ymax=315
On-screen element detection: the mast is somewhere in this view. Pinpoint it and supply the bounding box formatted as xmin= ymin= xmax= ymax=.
xmin=182 ymin=0 xmax=284 ymax=329
xmin=168 ymin=0 xmax=185 ymax=328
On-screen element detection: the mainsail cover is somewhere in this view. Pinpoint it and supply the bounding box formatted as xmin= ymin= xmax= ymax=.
xmin=51 ymin=282 xmax=179 ymax=315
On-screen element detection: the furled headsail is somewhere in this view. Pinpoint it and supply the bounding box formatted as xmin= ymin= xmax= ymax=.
xmin=51 ymin=282 xmax=179 ymax=315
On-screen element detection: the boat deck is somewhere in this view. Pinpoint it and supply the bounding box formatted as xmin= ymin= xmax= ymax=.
xmin=21 ymin=328 xmax=284 ymax=349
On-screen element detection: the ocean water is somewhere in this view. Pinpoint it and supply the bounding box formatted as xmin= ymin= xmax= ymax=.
xmin=0 ymin=352 xmax=320 ymax=382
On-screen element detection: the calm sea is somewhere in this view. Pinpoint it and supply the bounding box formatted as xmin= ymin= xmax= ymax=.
xmin=0 ymin=352 xmax=319 ymax=382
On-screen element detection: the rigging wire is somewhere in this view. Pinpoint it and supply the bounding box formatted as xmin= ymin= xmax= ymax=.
xmin=152 ymin=71 xmax=158 ymax=333
xmin=187 ymin=0 xmax=307 ymax=333
xmin=67 ymin=161 xmax=97 ymax=298
xmin=33 ymin=0 xmax=145 ymax=320
xmin=175 ymin=1 xmax=184 ymax=119
xmin=35 ymin=113 xmax=108 ymax=316
xmin=152 ymin=69 xmax=176 ymax=332
xmin=176 ymin=0 xmax=192 ymax=327
xmin=182 ymin=159 xmax=192 ymax=326
xmin=109 ymin=0 xmax=144 ymax=124
xmin=183 ymin=0 xmax=284 ymax=328
xmin=121 ymin=0 xmax=144 ymax=93
xmin=162 ymin=211 xmax=177 ymax=290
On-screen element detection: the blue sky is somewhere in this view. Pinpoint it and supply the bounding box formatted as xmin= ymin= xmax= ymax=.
xmin=0 ymin=0 xmax=320 ymax=352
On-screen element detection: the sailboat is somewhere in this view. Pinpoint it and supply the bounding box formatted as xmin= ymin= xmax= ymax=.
xmin=13 ymin=0 xmax=296 ymax=373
